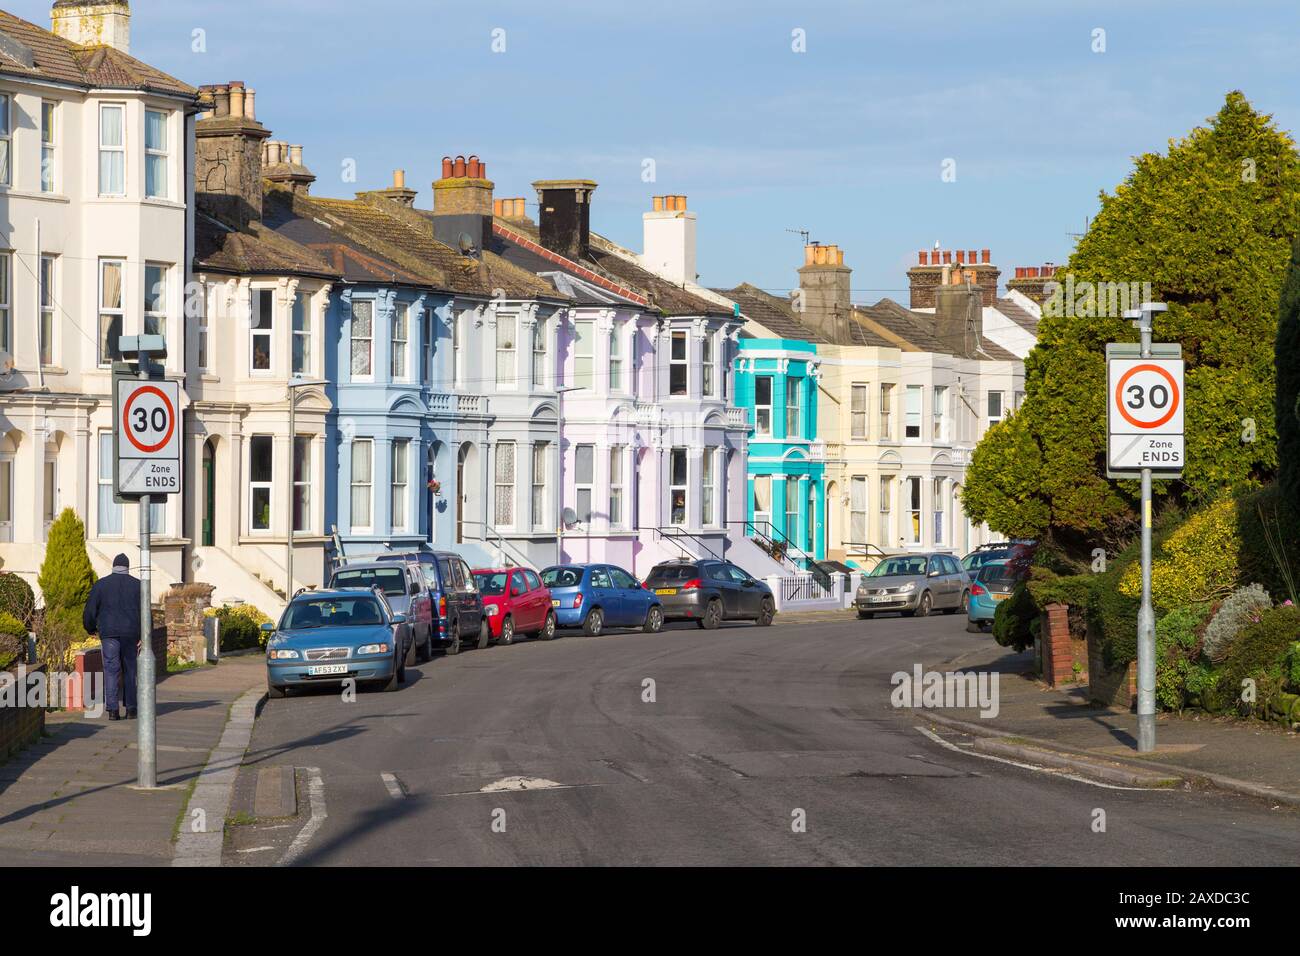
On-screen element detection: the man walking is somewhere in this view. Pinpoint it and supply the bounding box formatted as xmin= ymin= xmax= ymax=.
xmin=82 ymin=554 xmax=141 ymax=721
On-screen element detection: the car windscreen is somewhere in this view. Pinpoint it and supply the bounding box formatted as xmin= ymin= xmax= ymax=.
xmin=870 ymin=557 xmax=928 ymax=577
xmin=541 ymin=566 xmax=584 ymax=588
xmin=976 ymin=565 xmax=1018 ymax=591
xmin=331 ymin=567 xmax=407 ymax=596
xmin=475 ymin=572 xmax=509 ymax=596
xmin=647 ymin=565 xmax=696 ymax=581
xmin=283 ymin=597 xmax=385 ymax=629
xmin=965 ymin=550 xmax=1013 ymax=570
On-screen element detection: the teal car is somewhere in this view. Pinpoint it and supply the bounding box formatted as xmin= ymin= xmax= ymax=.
xmin=966 ymin=562 xmax=1018 ymax=633
xmin=265 ymin=588 xmax=413 ymax=698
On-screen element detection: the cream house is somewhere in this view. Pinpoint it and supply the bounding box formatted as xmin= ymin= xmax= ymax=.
xmin=0 ymin=2 xmax=196 ymax=595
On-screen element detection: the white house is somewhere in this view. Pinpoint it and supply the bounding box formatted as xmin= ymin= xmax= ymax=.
xmin=0 ymin=1 xmax=196 ymax=595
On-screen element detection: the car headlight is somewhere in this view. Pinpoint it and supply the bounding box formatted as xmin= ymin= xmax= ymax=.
xmin=268 ymin=648 xmax=299 ymax=660
xmin=897 ymin=582 xmax=916 ymax=594
xmin=484 ymin=603 xmax=500 ymax=616
xmin=355 ymin=643 xmax=389 ymax=656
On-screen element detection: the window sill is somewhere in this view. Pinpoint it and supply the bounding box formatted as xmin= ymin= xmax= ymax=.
xmin=142 ymin=197 xmax=185 ymax=210
xmin=0 ymin=188 xmax=70 ymax=203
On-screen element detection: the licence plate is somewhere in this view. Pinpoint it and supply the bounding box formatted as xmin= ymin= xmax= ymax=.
xmin=551 ymin=599 xmax=561 ymax=607
xmin=655 ymin=588 xmax=677 ymax=596
xmin=308 ymin=664 xmax=347 ymax=676
xmin=869 ymin=595 xmax=892 ymax=604
xmin=993 ymin=593 xmax=1011 ymax=601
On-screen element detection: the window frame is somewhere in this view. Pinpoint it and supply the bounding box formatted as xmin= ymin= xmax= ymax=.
xmin=702 ymin=332 xmax=716 ymax=397
xmin=98 ymin=102 xmax=126 ymax=198
xmin=754 ymin=375 xmax=773 ymax=436
xmin=669 ymin=330 xmax=688 ymax=396
xmin=0 ymin=252 xmax=10 ymax=356
xmin=906 ymin=476 xmax=922 ymax=545
xmin=350 ymin=299 xmax=373 ymax=381
xmin=40 ymin=100 xmax=56 ymax=193
xmin=292 ymin=292 xmax=310 ymax=376
xmin=493 ymin=440 xmax=516 ymax=530
xmin=532 ymin=318 xmax=547 ymax=389
xmin=574 ymin=444 xmax=594 ymax=524
xmin=39 ymin=255 xmax=56 ymax=366
xmin=96 ymin=432 xmax=122 ymax=537
xmin=0 ymin=93 xmax=11 ymax=187
xmin=248 ymin=287 xmax=275 ymax=375
xmin=144 ymin=262 xmax=168 ymax=345
xmin=350 ymin=439 xmax=374 ymax=532
xmin=573 ymin=319 xmax=594 ymax=390
xmin=879 ymin=383 xmax=895 ymax=441
xmin=702 ymin=446 xmax=718 ymax=527
xmin=785 ymin=376 xmax=802 ymax=438
xmin=904 ymin=384 xmax=923 ymax=440
xmin=850 ymin=476 xmax=868 ymax=546
xmin=531 ymin=442 xmax=548 ymax=530
xmin=933 ymin=385 xmax=949 ymax=442
xmin=932 ymin=477 xmax=946 ymax=546
xmin=248 ymin=435 xmax=274 ymax=534
xmin=752 ymin=474 xmax=772 ymax=530
xmin=608 ymin=444 xmax=625 ymax=529
xmin=850 ymin=384 xmax=867 ymax=440
xmin=608 ymin=324 xmax=625 ymax=394
xmin=987 ymin=390 xmax=1005 ymax=425
xmin=391 ymin=439 xmax=409 ymax=533
xmin=293 ymin=435 xmax=312 ymax=534
xmin=98 ymin=258 xmax=125 ymax=368
xmin=391 ymin=302 xmax=410 ymax=382
xmin=669 ymin=447 xmax=688 ymax=527
xmin=144 ymin=108 xmax=169 ymax=200
xmin=495 ymin=312 xmax=518 ymax=389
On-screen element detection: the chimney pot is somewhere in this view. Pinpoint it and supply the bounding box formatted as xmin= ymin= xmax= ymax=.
xmin=968 ymin=250 xmax=977 ymax=265
xmin=956 ymin=250 xmax=966 ymax=264
xmin=467 ymin=156 xmax=481 ymax=179
xmin=245 ymin=89 xmax=256 ymax=120
xmin=394 ymin=169 xmax=406 ymax=189
xmin=981 ymin=248 xmax=991 ymax=263
xmin=453 ymin=156 xmax=466 ymax=177
xmin=228 ymin=84 xmax=246 ymax=119
xmin=441 ymin=157 xmax=453 ymax=179
xmin=942 ymin=250 xmax=952 ymax=265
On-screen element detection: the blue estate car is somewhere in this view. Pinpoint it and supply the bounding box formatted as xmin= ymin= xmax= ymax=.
xmin=265 ymin=588 xmax=413 ymax=698
xmin=966 ymin=562 xmax=1018 ymax=633
xmin=539 ymin=563 xmax=664 ymax=636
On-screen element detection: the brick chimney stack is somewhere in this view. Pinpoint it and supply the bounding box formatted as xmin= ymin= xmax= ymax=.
xmin=263 ymin=139 xmax=316 ymax=195
xmin=431 ymin=155 xmax=494 ymax=255
xmin=1006 ymin=264 xmax=1061 ymax=305
xmin=194 ymin=81 xmax=272 ymax=229
xmin=642 ymin=194 xmax=697 ymax=285
xmin=907 ymin=247 xmax=1000 ymax=308
xmin=533 ymin=179 xmax=598 ymax=262
xmin=52 ymin=0 xmax=130 ymax=53
xmin=368 ymin=168 xmax=418 ymax=208
xmin=797 ymin=243 xmax=853 ymax=344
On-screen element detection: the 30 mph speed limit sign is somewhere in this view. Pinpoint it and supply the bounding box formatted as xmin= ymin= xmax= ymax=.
xmin=1107 ymin=350 xmax=1184 ymax=475
xmin=115 ymin=377 xmax=181 ymax=496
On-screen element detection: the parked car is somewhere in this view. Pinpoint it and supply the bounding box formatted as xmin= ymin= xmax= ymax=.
xmin=967 ymin=561 xmax=1019 ymax=633
xmin=961 ymin=540 xmax=1036 ymax=575
xmin=369 ymin=550 xmax=488 ymax=654
xmin=265 ymin=587 xmax=412 ymax=697
xmin=540 ymin=563 xmax=664 ymax=636
xmin=473 ymin=567 xmax=556 ymax=644
xmin=853 ymin=552 xmax=970 ymax=618
xmin=643 ymin=558 xmax=776 ymax=628
xmin=330 ymin=560 xmax=434 ymax=661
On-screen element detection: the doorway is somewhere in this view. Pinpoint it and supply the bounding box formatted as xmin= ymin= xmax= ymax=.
xmin=202 ymin=439 xmax=215 ymax=547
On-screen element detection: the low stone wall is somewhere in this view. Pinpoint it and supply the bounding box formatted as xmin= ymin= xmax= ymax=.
xmin=163 ymin=583 xmax=215 ymax=664
xmin=1088 ymin=641 xmax=1137 ymax=709
xmin=0 ymin=664 xmax=47 ymax=761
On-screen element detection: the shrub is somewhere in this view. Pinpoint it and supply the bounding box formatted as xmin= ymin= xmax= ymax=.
xmin=1235 ymin=484 xmax=1300 ymax=603
xmin=1154 ymin=604 xmax=1212 ymax=711
xmin=0 ymin=573 xmax=36 ymax=628
xmin=1218 ymin=605 xmax=1300 ymax=717
xmin=1118 ymin=497 xmax=1239 ymax=610
xmin=0 ymin=611 xmax=24 ymax=670
xmin=992 ymin=582 xmax=1038 ymax=653
xmin=215 ymin=603 xmax=273 ymax=652
xmin=1286 ymin=641 xmax=1300 ymax=691
xmin=37 ymin=509 xmax=97 ymax=620
xmin=1027 ymin=570 xmax=1094 ymax=640
xmin=1202 ymin=583 xmax=1272 ymax=662
xmin=1085 ymin=567 xmax=1143 ymax=669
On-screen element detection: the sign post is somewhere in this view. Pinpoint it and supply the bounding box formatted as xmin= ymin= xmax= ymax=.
xmin=1108 ymin=304 xmax=1180 ymax=754
xmin=112 ymin=335 xmax=177 ymax=790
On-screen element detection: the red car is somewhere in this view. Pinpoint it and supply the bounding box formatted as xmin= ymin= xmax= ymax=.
xmin=472 ymin=567 xmax=557 ymax=644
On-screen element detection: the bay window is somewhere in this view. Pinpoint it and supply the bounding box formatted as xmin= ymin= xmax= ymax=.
xmin=669 ymin=447 xmax=687 ymax=526
xmin=350 ymin=300 xmax=372 ymax=378
xmin=879 ymin=383 xmax=894 ymax=440
xmin=669 ymin=331 xmax=688 ymax=396
xmin=851 ymin=384 xmax=867 ymax=439
xmin=494 ymin=441 xmax=515 ymax=529
xmin=350 ymin=439 xmax=373 ymax=531
xmin=496 ymin=314 xmax=517 ymax=387
xmin=573 ymin=320 xmax=594 ymax=389
xmin=293 ymin=436 xmax=311 ymax=533
xmin=609 ymin=445 xmax=625 ymax=529
xmin=531 ymin=442 xmax=548 ymax=529
xmin=98 ymin=104 xmax=125 ymax=196
xmin=786 ymin=377 xmax=802 ymax=438
xmin=574 ymin=444 xmax=594 ymax=523
xmin=752 ymin=475 xmax=772 ymax=529
xmin=251 ymin=289 xmax=273 ymax=373
xmin=145 ymin=109 xmax=168 ymax=199
xmin=40 ymin=101 xmax=55 ymax=193
xmin=392 ymin=439 xmax=409 ymax=532
xmin=39 ymin=256 xmax=55 ymax=366
xmin=702 ymin=447 xmax=717 ymax=527
xmin=906 ymin=476 xmax=922 ymax=545
xmin=850 ymin=476 xmax=867 ymax=545
xmin=249 ymin=436 xmax=273 ymax=532
xmin=391 ymin=303 xmax=409 ymax=381
xmin=292 ymin=294 xmax=310 ymax=375
xmin=905 ymin=385 xmax=922 ymax=440
xmin=0 ymin=93 xmax=10 ymax=186
xmin=97 ymin=432 xmax=122 ymax=536
xmin=755 ymin=376 xmax=773 ymax=436
xmin=609 ymin=325 xmax=625 ymax=393
xmin=98 ymin=259 xmax=124 ymax=367
xmin=145 ymin=263 xmax=168 ymax=342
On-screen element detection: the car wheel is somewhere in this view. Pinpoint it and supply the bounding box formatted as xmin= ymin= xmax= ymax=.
xmin=701 ymin=599 xmax=723 ymax=630
xmin=643 ymin=605 xmax=664 ymax=633
xmin=539 ymin=612 xmax=557 ymax=640
xmin=583 ymin=608 xmax=604 ymax=636
xmin=757 ymin=597 xmax=775 ymax=627
xmin=403 ymin=633 xmax=417 ymax=667
xmin=966 ymin=619 xmax=983 ymax=633
xmin=915 ymin=591 xmax=933 ymax=618
xmin=500 ymin=616 xmax=515 ymax=645
xmin=447 ymin=622 xmax=461 ymax=655
xmin=477 ymin=620 xmax=491 ymax=650
xmin=857 ymin=610 xmax=874 ymax=620
xmin=380 ymin=669 xmax=399 ymax=692
xmin=267 ymin=680 xmax=286 ymax=699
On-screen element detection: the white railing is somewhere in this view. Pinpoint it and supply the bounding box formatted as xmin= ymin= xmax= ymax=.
xmin=765 ymin=572 xmax=847 ymax=612
xmin=725 ymin=406 xmax=750 ymax=429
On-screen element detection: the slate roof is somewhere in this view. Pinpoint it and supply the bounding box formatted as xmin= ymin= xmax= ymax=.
xmin=994 ymin=296 xmax=1041 ymax=334
xmin=853 ymin=298 xmax=1019 ymax=361
xmin=194 ymin=212 xmax=339 ymax=280
xmin=719 ymin=283 xmax=832 ymax=344
xmin=0 ymin=10 xmax=196 ymax=98
xmin=493 ymin=216 xmax=726 ymax=316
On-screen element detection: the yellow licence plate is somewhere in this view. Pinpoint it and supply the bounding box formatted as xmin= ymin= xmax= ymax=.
xmin=994 ymin=593 xmax=1011 ymax=601
xmin=551 ymin=599 xmax=560 ymax=607
xmin=655 ymin=588 xmax=677 ymax=596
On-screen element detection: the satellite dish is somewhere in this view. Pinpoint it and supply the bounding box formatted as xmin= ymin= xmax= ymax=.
xmin=458 ymin=232 xmax=477 ymax=255
xmin=0 ymin=351 xmax=14 ymax=379
xmin=561 ymin=507 xmax=579 ymax=529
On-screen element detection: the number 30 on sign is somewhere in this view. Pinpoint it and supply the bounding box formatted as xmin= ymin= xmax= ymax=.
xmin=115 ymin=378 xmax=181 ymax=496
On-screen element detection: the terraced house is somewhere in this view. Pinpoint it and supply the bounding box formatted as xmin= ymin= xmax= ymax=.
xmin=0 ymin=2 xmax=196 ymax=594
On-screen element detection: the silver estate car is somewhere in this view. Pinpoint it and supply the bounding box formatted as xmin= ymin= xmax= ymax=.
xmin=854 ymin=553 xmax=970 ymax=619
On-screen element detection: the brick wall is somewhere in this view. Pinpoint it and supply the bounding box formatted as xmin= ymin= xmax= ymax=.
xmin=1088 ymin=643 xmax=1137 ymax=709
xmin=0 ymin=665 xmax=46 ymax=762
xmin=163 ymin=584 xmax=215 ymax=665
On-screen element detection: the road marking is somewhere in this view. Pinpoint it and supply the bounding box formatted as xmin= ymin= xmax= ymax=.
xmin=237 ymin=846 xmax=276 ymax=854
xmin=480 ymin=776 xmax=564 ymax=792
xmin=381 ymin=772 xmax=406 ymax=799
xmin=278 ymin=767 xmax=326 ymax=867
xmin=914 ymin=727 xmax=1155 ymax=792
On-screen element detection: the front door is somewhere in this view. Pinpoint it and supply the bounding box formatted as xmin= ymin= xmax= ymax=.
xmin=456 ymin=446 xmax=467 ymax=544
xmin=202 ymin=443 xmax=215 ymax=547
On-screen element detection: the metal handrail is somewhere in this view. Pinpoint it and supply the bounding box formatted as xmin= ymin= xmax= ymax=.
xmin=730 ymin=519 xmax=832 ymax=591
xmin=649 ymin=527 xmax=726 ymax=563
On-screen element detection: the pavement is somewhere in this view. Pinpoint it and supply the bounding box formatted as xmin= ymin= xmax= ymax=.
xmin=222 ymin=612 xmax=1300 ymax=866
xmin=0 ymin=655 xmax=265 ymax=866
xmin=924 ymin=637 xmax=1300 ymax=805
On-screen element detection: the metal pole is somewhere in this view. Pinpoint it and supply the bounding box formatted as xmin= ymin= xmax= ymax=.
xmin=287 ymin=387 xmax=295 ymax=599
xmin=1136 ymin=311 xmax=1156 ymax=753
xmin=137 ymin=491 xmax=156 ymax=787
xmin=556 ymin=386 xmax=564 ymax=565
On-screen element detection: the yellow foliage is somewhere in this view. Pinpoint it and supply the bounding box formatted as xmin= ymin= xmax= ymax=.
xmin=1119 ymin=498 xmax=1240 ymax=609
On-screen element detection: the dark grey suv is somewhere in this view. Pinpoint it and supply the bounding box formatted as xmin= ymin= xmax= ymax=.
xmin=643 ymin=559 xmax=776 ymax=629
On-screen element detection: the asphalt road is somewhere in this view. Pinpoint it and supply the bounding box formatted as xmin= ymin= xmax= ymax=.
xmin=228 ymin=612 xmax=1300 ymax=866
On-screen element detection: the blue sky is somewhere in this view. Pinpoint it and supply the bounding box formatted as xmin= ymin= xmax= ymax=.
xmin=13 ymin=0 xmax=1300 ymax=300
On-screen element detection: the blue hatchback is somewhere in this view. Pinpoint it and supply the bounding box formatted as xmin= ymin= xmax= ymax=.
xmin=966 ymin=562 xmax=1018 ymax=633
xmin=265 ymin=588 xmax=412 ymax=697
xmin=539 ymin=563 xmax=664 ymax=636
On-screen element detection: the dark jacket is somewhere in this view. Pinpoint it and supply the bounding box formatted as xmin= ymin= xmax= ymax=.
xmin=83 ymin=572 xmax=142 ymax=641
